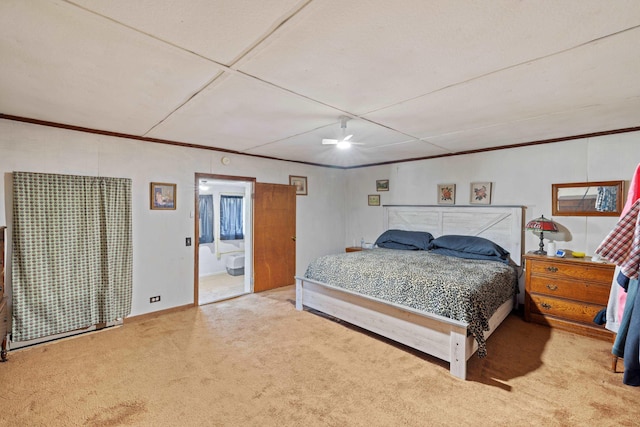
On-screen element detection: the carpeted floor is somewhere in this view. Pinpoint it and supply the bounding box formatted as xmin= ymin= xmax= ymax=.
xmin=1 ymin=285 xmax=638 ymax=426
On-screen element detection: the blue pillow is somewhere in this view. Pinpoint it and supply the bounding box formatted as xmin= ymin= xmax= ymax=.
xmin=374 ymin=229 xmax=434 ymax=251
xmin=428 ymin=235 xmax=509 ymax=260
xmin=430 ymin=248 xmax=509 ymax=264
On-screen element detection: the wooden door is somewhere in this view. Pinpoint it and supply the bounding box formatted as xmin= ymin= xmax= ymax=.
xmin=254 ymin=183 xmax=296 ymax=292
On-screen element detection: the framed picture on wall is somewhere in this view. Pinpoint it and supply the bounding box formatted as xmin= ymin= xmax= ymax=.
xmin=470 ymin=182 xmax=492 ymax=205
xmin=376 ymin=179 xmax=389 ymax=191
xmin=150 ymin=182 xmax=177 ymax=210
xmin=289 ymin=175 xmax=308 ymax=196
xmin=368 ymin=194 xmax=381 ymax=206
xmin=437 ymin=184 xmax=455 ymax=205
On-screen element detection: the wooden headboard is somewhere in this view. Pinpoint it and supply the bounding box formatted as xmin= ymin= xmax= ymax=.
xmin=383 ymin=205 xmax=525 ymax=266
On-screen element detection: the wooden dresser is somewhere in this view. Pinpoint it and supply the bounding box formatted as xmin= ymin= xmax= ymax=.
xmin=0 ymin=226 xmax=7 ymax=361
xmin=523 ymin=253 xmax=614 ymax=340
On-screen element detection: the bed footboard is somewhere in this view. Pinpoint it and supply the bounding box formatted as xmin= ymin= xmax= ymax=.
xmin=296 ymin=276 xmax=477 ymax=379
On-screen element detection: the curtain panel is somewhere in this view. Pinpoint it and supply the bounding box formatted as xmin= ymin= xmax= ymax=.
xmin=12 ymin=172 xmax=132 ymax=342
xmin=220 ymin=195 xmax=244 ymax=240
xmin=199 ymin=195 xmax=214 ymax=244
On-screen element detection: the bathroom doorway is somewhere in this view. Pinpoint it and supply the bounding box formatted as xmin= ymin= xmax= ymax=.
xmin=195 ymin=174 xmax=254 ymax=305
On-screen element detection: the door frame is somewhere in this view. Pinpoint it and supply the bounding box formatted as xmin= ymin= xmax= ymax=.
xmin=194 ymin=173 xmax=256 ymax=305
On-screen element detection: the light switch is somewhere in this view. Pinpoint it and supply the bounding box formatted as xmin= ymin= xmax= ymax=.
xmin=186 ymin=237 xmax=191 ymax=246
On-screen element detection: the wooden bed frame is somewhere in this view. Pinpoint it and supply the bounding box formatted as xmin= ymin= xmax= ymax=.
xmin=295 ymin=205 xmax=524 ymax=380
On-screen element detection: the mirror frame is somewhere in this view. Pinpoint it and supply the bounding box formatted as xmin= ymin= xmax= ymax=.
xmin=552 ymin=180 xmax=625 ymax=217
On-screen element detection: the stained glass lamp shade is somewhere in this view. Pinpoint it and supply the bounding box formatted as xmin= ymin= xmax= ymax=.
xmin=525 ymin=215 xmax=558 ymax=255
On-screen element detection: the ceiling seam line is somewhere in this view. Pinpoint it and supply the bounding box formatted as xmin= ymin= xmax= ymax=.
xmin=420 ymin=100 xmax=620 ymax=143
xmin=62 ymin=0 xmax=228 ymax=66
xmin=233 ymin=22 xmax=640 ymax=142
xmin=63 ymin=0 xmax=425 ymax=141
xmin=61 ymin=0 xmax=239 ymax=137
xmin=232 ymin=69 xmax=425 ymax=141
xmin=62 ymin=0 xmax=313 ymax=72
xmin=54 ymin=1 xmax=640 ymax=162
xmin=141 ymin=71 xmax=227 ymax=137
xmin=225 ymin=0 xmax=315 ymax=68
xmin=62 ymin=0 xmax=318 ymax=137
xmin=359 ymin=24 xmax=640 ymax=117
xmin=142 ymin=0 xmax=315 ymax=136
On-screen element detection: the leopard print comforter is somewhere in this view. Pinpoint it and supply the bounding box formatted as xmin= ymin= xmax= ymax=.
xmin=304 ymin=248 xmax=517 ymax=357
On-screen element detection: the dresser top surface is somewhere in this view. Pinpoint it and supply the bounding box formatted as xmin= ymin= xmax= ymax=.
xmin=523 ymin=252 xmax=614 ymax=268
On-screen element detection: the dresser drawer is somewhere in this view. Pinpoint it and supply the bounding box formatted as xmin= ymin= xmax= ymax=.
xmin=529 ymin=276 xmax=610 ymax=305
xmin=528 ymin=260 xmax=613 ymax=283
xmin=529 ymin=294 xmax=604 ymax=324
xmin=529 ymin=313 xmax=613 ymax=340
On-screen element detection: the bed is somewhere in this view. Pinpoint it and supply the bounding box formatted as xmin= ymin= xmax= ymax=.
xmin=295 ymin=205 xmax=524 ymax=380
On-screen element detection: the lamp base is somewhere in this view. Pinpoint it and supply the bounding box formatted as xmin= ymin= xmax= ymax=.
xmin=530 ymin=250 xmax=547 ymax=255
xmin=536 ymin=232 xmax=546 ymax=255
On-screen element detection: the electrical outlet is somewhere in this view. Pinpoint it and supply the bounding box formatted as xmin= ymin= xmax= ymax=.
xmin=150 ymin=296 xmax=161 ymax=303
xmin=186 ymin=237 xmax=191 ymax=246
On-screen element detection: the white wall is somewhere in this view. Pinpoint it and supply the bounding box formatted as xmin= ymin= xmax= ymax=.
xmin=2 ymin=119 xmax=637 ymax=317
xmin=345 ymin=131 xmax=639 ymax=258
xmin=0 ymin=120 xmax=346 ymax=316
xmin=344 ymin=132 xmax=638 ymax=302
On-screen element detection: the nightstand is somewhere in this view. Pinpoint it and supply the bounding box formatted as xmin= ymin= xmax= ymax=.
xmin=345 ymin=247 xmax=363 ymax=252
xmin=523 ymin=253 xmax=614 ymax=341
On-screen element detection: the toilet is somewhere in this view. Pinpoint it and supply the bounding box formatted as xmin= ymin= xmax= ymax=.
xmin=226 ymin=253 xmax=245 ymax=276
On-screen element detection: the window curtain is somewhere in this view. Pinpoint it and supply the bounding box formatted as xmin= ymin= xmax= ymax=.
xmin=11 ymin=172 xmax=132 ymax=342
xmin=220 ymin=195 xmax=244 ymax=240
xmin=199 ymin=195 xmax=214 ymax=244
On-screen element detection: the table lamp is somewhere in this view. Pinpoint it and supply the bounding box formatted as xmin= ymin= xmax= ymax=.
xmin=525 ymin=215 xmax=558 ymax=255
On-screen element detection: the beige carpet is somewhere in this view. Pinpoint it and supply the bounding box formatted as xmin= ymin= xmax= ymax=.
xmin=1 ymin=285 xmax=638 ymax=426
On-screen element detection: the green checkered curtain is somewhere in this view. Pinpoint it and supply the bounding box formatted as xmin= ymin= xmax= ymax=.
xmin=11 ymin=172 xmax=132 ymax=342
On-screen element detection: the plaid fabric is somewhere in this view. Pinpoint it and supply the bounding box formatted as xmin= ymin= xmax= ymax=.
xmin=596 ymin=199 xmax=640 ymax=279
xmin=12 ymin=172 xmax=132 ymax=342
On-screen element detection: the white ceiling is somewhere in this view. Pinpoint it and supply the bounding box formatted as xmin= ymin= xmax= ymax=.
xmin=1 ymin=0 xmax=639 ymax=168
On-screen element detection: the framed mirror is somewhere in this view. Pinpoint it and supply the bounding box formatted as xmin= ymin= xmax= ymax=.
xmin=552 ymin=181 xmax=625 ymax=216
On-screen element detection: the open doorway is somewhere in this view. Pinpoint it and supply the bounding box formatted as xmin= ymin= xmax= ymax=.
xmin=195 ymin=174 xmax=254 ymax=305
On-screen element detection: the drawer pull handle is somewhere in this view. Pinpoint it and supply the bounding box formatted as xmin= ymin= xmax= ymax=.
xmin=546 ymin=284 xmax=558 ymax=291
xmin=541 ymin=303 xmax=552 ymax=310
xmin=545 ymin=266 xmax=558 ymax=273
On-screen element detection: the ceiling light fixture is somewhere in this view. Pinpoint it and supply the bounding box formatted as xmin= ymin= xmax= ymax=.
xmin=321 ymin=116 xmax=365 ymax=148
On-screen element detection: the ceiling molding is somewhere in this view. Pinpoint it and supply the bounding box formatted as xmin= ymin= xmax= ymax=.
xmin=2 ymin=113 xmax=638 ymax=170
